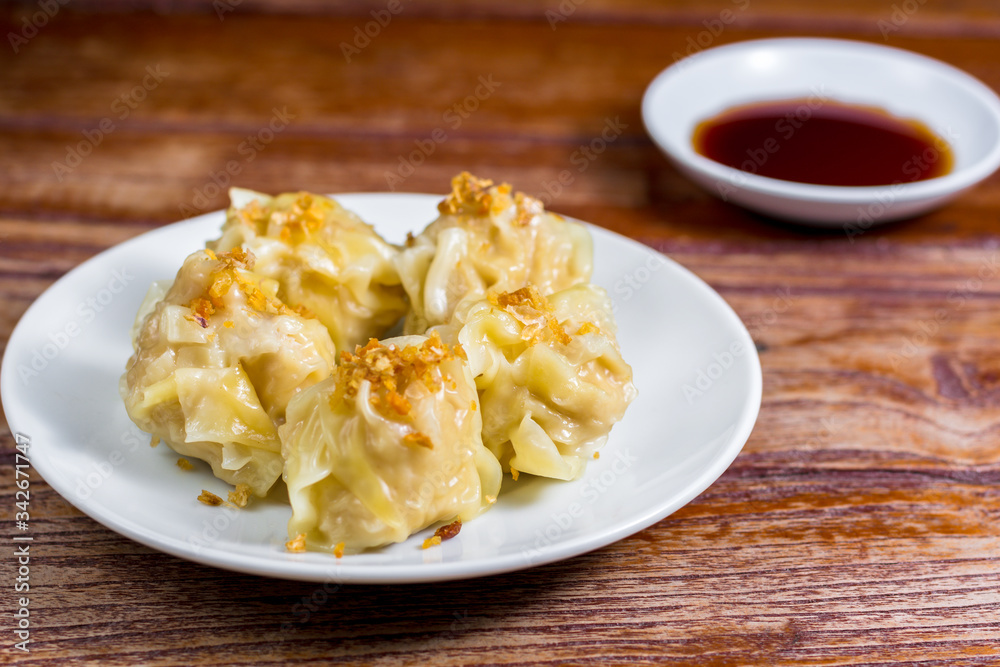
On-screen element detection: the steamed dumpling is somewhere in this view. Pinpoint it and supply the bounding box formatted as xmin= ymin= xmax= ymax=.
xmin=120 ymin=248 xmax=337 ymax=496
xmin=209 ymin=188 xmax=408 ymax=354
xmin=396 ymin=172 xmax=593 ymax=333
xmin=434 ymin=284 xmax=636 ymax=481
xmin=280 ymin=332 xmax=502 ymax=553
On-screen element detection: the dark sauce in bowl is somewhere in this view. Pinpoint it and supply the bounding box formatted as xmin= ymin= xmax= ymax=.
xmin=692 ymin=99 xmax=954 ymax=186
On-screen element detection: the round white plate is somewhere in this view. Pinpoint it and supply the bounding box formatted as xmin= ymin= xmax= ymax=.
xmin=1 ymin=193 xmax=762 ymax=583
xmin=642 ymin=38 xmax=1000 ymax=226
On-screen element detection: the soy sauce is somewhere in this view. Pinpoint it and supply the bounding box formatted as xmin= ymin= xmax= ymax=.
xmin=692 ymin=99 xmax=953 ymax=186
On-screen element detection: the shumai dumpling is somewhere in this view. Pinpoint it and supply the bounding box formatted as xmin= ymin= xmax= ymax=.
xmin=280 ymin=332 xmax=502 ymax=553
xmin=396 ymin=172 xmax=593 ymax=333
xmin=209 ymin=188 xmax=408 ymax=354
xmin=434 ymin=284 xmax=636 ymax=481
xmin=121 ymin=248 xmax=337 ymax=496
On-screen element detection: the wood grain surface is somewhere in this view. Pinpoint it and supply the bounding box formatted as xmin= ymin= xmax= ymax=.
xmin=2 ymin=2 xmax=1000 ymax=665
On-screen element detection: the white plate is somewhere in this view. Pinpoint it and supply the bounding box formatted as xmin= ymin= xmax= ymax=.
xmin=642 ymin=38 xmax=1000 ymax=226
xmin=1 ymin=193 xmax=761 ymax=583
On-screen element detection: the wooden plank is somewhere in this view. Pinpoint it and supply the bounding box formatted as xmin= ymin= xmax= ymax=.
xmin=3 ymin=7 xmax=1000 ymax=666
xmin=1 ymin=16 xmax=999 ymax=235
xmin=8 ymin=0 xmax=1000 ymax=38
xmin=1 ymin=444 xmax=998 ymax=665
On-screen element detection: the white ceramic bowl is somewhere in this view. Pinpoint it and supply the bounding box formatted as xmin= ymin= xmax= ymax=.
xmin=642 ymin=38 xmax=1000 ymax=227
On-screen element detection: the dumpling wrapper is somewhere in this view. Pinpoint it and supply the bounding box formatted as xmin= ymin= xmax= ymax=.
xmin=433 ymin=284 xmax=636 ymax=481
xmin=280 ymin=333 xmax=502 ymax=553
xmin=210 ymin=188 xmax=408 ymax=354
xmin=396 ymin=172 xmax=593 ymax=333
xmin=121 ymin=248 xmax=337 ymax=496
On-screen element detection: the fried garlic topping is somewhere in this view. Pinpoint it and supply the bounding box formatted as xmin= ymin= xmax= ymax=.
xmin=437 ymin=171 xmax=544 ymax=227
xmin=332 ymin=332 xmax=459 ymax=422
xmin=490 ymin=285 xmax=571 ymax=345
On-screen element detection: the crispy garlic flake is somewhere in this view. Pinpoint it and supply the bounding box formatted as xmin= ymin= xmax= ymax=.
xmin=234 ymin=191 xmax=329 ymax=243
xmin=228 ymin=483 xmax=253 ymax=508
xmin=333 ymin=331 xmax=467 ymax=433
xmin=437 ymin=172 xmax=542 ymax=227
xmin=489 ymin=285 xmax=572 ymax=346
xmin=185 ymin=248 xmax=311 ymax=327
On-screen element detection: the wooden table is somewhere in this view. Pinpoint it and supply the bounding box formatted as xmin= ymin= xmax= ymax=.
xmin=3 ymin=2 xmax=1000 ymax=664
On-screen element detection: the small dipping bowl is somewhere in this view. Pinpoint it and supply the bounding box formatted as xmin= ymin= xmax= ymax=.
xmin=642 ymin=38 xmax=1000 ymax=227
